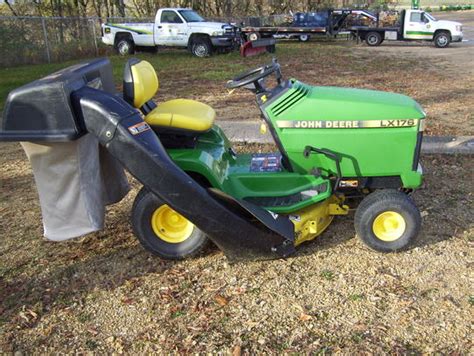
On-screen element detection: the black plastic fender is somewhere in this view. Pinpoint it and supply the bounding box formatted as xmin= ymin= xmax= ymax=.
xmin=71 ymin=86 xmax=295 ymax=262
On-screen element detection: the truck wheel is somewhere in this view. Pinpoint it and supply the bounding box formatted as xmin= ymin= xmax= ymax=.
xmin=247 ymin=32 xmax=260 ymax=41
xmin=365 ymin=32 xmax=383 ymax=46
xmin=354 ymin=190 xmax=421 ymax=252
xmin=116 ymin=38 xmax=135 ymax=55
xmin=298 ymin=34 xmax=310 ymax=42
xmin=131 ymin=187 xmax=209 ymax=259
xmin=191 ymin=38 xmax=212 ymax=57
xmin=434 ymin=31 xmax=451 ymax=48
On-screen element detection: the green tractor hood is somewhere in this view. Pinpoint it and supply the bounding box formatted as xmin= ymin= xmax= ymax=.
xmin=271 ymin=81 xmax=425 ymax=121
xmin=264 ymin=80 xmax=425 ymax=189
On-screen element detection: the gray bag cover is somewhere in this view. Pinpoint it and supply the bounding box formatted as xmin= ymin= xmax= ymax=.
xmin=21 ymin=134 xmax=130 ymax=241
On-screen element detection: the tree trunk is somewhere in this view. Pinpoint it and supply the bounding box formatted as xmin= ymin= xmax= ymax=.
xmin=115 ymin=0 xmax=125 ymax=17
xmin=4 ymin=0 xmax=18 ymax=16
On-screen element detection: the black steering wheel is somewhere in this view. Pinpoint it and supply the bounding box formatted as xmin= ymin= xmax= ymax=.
xmin=226 ymin=59 xmax=282 ymax=92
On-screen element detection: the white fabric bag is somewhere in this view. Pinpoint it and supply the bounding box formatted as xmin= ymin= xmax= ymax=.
xmin=21 ymin=134 xmax=129 ymax=241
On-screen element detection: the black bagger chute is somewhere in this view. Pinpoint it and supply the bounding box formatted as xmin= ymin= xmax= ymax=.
xmin=0 ymin=58 xmax=295 ymax=262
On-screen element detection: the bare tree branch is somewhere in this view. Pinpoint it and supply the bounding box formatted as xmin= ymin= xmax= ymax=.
xmin=4 ymin=0 xmax=18 ymax=16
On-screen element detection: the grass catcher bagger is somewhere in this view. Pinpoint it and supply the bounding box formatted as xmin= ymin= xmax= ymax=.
xmin=0 ymin=58 xmax=424 ymax=262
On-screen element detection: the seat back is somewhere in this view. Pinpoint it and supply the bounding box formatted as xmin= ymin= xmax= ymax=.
xmin=123 ymin=59 xmax=159 ymax=112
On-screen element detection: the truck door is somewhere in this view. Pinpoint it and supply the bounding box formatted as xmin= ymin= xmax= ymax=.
xmin=154 ymin=10 xmax=188 ymax=46
xmin=404 ymin=10 xmax=433 ymax=40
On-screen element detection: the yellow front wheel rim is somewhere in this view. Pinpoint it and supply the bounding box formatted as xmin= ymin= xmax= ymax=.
xmin=151 ymin=205 xmax=194 ymax=244
xmin=372 ymin=211 xmax=406 ymax=242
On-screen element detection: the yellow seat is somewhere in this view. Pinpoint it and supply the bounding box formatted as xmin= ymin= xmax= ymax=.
xmin=146 ymin=99 xmax=215 ymax=132
xmin=123 ymin=59 xmax=215 ymax=133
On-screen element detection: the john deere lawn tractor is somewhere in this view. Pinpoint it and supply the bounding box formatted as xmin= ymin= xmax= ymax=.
xmin=0 ymin=58 xmax=424 ymax=262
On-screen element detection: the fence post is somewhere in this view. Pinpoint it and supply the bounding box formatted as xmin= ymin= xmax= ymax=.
xmin=41 ymin=17 xmax=51 ymax=63
xmin=91 ymin=19 xmax=99 ymax=56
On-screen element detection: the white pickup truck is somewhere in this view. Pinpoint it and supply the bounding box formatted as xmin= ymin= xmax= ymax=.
xmin=101 ymin=8 xmax=240 ymax=57
xmin=352 ymin=9 xmax=463 ymax=48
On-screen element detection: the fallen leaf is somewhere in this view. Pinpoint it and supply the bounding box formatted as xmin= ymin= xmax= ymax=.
xmin=27 ymin=310 xmax=38 ymax=319
xmin=299 ymin=313 xmax=312 ymax=321
xmin=121 ymin=298 xmax=134 ymax=305
xmin=215 ymin=295 xmax=229 ymax=306
xmin=88 ymin=328 xmax=99 ymax=336
xmin=232 ymin=345 xmax=241 ymax=356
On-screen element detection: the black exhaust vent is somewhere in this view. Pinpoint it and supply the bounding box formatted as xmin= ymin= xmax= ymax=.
xmin=271 ymin=83 xmax=309 ymax=117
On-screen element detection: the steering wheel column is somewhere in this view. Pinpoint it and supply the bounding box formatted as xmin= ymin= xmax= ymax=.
xmin=226 ymin=59 xmax=282 ymax=93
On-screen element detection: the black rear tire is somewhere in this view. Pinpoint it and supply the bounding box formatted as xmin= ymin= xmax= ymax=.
xmin=116 ymin=38 xmax=135 ymax=55
xmin=354 ymin=190 xmax=421 ymax=252
xmin=434 ymin=31 xmax=451 ymax=48
xmin=131 ymin=187 xmax=209 ymax=259
xmin=365 ymin=31 xmax=383 ymax=46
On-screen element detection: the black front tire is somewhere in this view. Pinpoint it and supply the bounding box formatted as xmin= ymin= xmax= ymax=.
xmin=365 ymin=31 xmax=383 ymax=46
xmin=354 ymin=190 xmax=421 ymax=252
xmin=116 ymin=38 xmax=135 ymax=55
xmin=131 ymin=187 xmax=209 ymax=259
xmin=191 ymin=38 xmax=212 ymax=57
xmin=434 ymin=31 xmax=451 ymax=48
xmin=298 ymin=34 xmax=310 ymax=42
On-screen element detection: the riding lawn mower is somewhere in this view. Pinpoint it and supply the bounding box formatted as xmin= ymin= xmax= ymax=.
xmin=0 ymin=58 xmax=424 ymax=262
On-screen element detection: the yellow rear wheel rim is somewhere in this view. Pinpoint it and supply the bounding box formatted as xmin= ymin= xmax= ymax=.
xmin=372 ymin=211 xmax=406 ymax=242
xmin=151 ymin=205 xmax=194 ymax=244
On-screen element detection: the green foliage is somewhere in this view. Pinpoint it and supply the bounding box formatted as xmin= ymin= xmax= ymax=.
xmin=370 ymin=0 xmax=399 ymax=11
xmin=348 ymin=293 xmax=364 ymax=301
xmin=0 ymin=19 xmax=42 ymax=66
xmin=439 ymin=3 xmax=473 ymax=11
xmin=85 ymin=339 xmax=99 ymax=350
xmin=320 ymin=270 xmax=335 ymax=281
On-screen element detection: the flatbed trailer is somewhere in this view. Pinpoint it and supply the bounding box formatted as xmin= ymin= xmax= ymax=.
xmin=241 ymin=9 xmax=376 ymax=42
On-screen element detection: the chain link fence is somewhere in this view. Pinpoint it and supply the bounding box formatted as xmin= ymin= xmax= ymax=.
xmin=0 ymin=16 xmax=107 ymax=67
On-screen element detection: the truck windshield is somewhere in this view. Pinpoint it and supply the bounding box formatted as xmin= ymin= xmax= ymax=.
xmin=424 ymin=12 xmax=437 ymax=21
xmin=178 ymin=10 xmax=205 ymax=22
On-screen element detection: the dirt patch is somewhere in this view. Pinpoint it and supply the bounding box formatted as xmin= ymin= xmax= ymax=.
xmin=0 ymin=141 xmax=472 ymax=353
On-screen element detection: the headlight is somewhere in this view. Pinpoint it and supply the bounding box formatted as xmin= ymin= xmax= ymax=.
xmin=456 ymin=25 xmax=462 ymax=32
xmin=212 ymin=30 xmax=224 ymax=36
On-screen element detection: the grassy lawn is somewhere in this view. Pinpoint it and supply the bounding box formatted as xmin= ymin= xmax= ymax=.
xmin=0 ymin=50 xmax=249 ymax=114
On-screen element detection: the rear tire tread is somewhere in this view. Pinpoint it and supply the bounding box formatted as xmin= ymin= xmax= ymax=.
xmin=131 ymin=187 xmax=209 ymax=260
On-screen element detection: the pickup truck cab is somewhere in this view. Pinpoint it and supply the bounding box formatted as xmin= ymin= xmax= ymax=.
xmin=353 ymin=9 xmax=463 ymax=48
xmin=102 ymin=8 xmax=240 ymax=57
